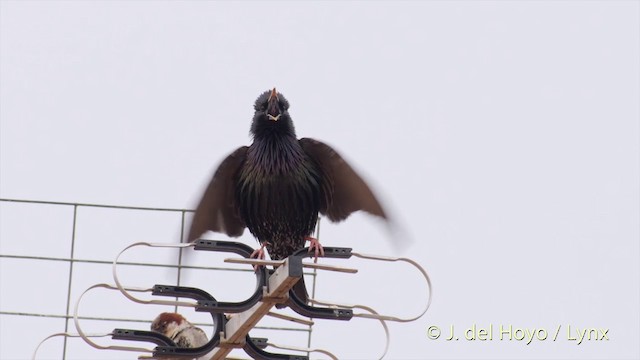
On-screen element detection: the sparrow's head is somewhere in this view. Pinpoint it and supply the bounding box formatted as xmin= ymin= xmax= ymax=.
xmin=251 ymin=88 xmax=295 ymax=138
xmin=151 ymin=312 xmax=188 ymax=337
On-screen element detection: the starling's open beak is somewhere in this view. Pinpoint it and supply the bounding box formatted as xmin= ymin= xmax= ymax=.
xmin=267 ymin=88 xmax=281 ymax=121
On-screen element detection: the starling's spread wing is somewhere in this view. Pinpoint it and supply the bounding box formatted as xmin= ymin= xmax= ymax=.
xmin=187 ymin=146 xmax=248 ymax=242
xmin=299 ymin=138 xmax=387 ymax=222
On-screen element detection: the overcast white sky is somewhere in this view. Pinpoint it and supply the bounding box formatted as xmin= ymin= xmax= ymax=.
xmin=1 ymin=1 xmax=638 ymax=359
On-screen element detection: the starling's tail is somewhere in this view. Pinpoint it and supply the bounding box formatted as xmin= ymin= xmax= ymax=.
xmin=292 ymin=276 xmax=309 ymax=303
xmin=275 ymin=276 xmax=308 ymax=309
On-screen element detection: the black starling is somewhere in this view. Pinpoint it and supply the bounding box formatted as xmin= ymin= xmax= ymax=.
xmin=187 ymin=88 xmax=387 ymax=303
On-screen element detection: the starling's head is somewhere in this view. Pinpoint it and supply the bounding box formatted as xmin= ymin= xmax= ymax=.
xmin=251 ymin=88 xmax=295 ymax=138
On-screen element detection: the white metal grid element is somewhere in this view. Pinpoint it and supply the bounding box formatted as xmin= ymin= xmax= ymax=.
xmin=0 ymin=198 xmax=320 ymax=359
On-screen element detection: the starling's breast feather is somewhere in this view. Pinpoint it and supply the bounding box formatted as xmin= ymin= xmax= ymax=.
xmin=236 ymin=150 xmax=324 ymax=252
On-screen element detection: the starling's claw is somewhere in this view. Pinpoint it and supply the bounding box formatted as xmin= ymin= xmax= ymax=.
xmin=250 ymin=242 xmax=269 ymax=272
xmin=304 ymin=236 xmax=324 ymax=263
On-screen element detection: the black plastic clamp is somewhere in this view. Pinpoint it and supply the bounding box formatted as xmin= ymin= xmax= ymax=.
xmin=244 ymin=334 xmax=309 ymax=360
xmin=284 ymin=246 xmax=354 ymax=320
xmin=191 ymin=239 xmax=269 ymax=312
